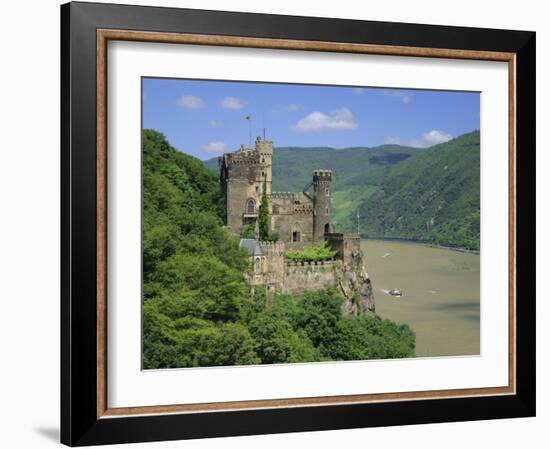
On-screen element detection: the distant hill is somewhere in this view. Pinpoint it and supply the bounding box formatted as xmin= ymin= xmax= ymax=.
xmin=204 ymin=144 xmax=426 ymax=192
xmin=348 ymin=131 xmax=480 ymax=250
xmin=203 ymin=131 xmax=480 ymax=250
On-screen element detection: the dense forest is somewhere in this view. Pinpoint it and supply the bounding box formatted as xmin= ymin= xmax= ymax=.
xmin=142 ymin=129 xmax=415 ymax=369
xmin=350 ymin=132 xmax=480 ymax=250
xmin=204 ymin=131 xmax=480 ymax=250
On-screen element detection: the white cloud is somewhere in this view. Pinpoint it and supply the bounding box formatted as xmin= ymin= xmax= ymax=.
xmin=177 ymin=94 xmax=206 ymax=109
xmin=353 ymin=88 xmax=366 ymax=95
xmin=209 ymin=120 xmax=223 ymax=128
xmin=383 ymin=89 xmax=413 ymax=104
xmin=201 ymin=141 xmax=226 ymax=154
xmin=384 ymin=130 xmax=453 ymax=148
xmin=293 ymin=107 xmax=358 ymax=132
xmin=384 ymin=136 xmax=402 ymax=145
xmin=408 ymin=130 xmax=453 ymax=148
xmin=220 ymin=96 xmax=247 ymax=110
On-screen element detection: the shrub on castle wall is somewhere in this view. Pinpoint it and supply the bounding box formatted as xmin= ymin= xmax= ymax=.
xmin=284 ymin=242 xmax=337 ymax=263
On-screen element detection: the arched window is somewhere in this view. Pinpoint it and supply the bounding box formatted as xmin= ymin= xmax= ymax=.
xmin=255 ymin=257 xmax=261 ymax=273
xmin=324 ymin=223 xmax=331 ymax=234
xmin=246 ymin=198 xmax=255 ymax=214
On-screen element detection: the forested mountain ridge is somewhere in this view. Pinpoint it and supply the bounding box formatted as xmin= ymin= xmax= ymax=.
xmin=349 ymin=131 xmax=480 ymax=250
xmin=142 ymin=129 xmax=415 ymax=369
xmin=204 ymin=143 xmax=425 ymax=193
xmin=203 ymin=131 xmax=480 ymax=250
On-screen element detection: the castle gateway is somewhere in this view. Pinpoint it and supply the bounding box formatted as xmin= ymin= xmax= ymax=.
xmin=219 ymin=136 xmax=333 ymax=243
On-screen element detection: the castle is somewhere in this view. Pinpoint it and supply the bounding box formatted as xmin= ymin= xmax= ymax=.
xmin=219 ymin=136 xmax=332 ymax=244
xmin=219 ymin=136 xmax=375 ymax=314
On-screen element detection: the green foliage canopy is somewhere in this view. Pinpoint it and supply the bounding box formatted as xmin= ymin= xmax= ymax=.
xmin=259 ymin=176 xmax=269 ymax=240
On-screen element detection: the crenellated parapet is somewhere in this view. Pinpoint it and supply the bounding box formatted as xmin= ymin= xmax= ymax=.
xmin=312 ymin=169 xmax=332 ymax=181
xmin=259 ymin=241 xmax=285 ymax=256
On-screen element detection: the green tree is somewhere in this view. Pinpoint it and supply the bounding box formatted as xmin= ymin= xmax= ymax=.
xmin=328 ymin=315 xmax=415 ymax=360
xmin=259 ymin=176 xmax=269 ymax=240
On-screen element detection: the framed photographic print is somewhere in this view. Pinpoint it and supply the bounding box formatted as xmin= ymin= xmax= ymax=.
xmin=60 ymin=1 xmax=536 ymax=446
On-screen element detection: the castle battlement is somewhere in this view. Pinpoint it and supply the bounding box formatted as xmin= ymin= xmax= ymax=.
xmin=270 ymin=192 xmax=297 ymax=198
xmin=293 ymin=206 xmax=314 ymax=214
xmin=313 ymin=169 xmax=332 ymax=181
xmin=285 ymin=259 xmax=337 ymax=267
xmin=259 ymin=241 xmax=285 ymax=255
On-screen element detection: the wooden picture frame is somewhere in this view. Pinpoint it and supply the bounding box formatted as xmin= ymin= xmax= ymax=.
xmin=61 ymin=1 xmax=535 ymax=446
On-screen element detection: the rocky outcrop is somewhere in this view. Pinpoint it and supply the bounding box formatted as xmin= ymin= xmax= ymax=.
xmin=337 ymin=257 xmax=375 ymax=316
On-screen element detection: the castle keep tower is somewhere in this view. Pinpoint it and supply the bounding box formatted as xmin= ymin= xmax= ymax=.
xmin=313 ymin=169 xmax=333 ymax=240
xmin=219 ymin=136 xmax=273 ymax=234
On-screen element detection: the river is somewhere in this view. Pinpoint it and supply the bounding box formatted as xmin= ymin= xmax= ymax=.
xmin=361 ymin=239 xmax=480 ymax=357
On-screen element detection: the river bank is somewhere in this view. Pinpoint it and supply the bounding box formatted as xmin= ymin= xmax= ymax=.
xmin=360 ymin=236 xmax=479 ymax=255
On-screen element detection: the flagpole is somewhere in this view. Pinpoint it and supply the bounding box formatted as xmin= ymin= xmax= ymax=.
xmin=246 ymin=115 xmax=252 ymax=146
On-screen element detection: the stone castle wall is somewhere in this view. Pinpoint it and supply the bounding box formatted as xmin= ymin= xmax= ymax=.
xmin=260 ymin=241 xmax=286 ymax=290
xmin=269 ymin=192 xmax=314 ymax=243
xmin=281 ymin=260 xmax=339 ymax=295
xmin=325 ymin=233 xmax=362 ymax=265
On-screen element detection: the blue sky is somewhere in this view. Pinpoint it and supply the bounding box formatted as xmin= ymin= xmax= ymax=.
xmin=142 ymin=78 xmax=479 ymax=161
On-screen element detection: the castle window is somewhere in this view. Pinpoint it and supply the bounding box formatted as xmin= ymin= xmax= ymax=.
xmin=246 ymin=198 xmax=255 ymax=214
xmin=325 ymin=207 xmax=329 ymax=215
xmin=292 ymin=231 xmax=301 ymax=242
xmin=324 ymin=223 xmax=331 ymax=234
xmin=272 ymin=204 xmax=279 ymax=214
xmin=255 ymin=186 xmax=259 ymax=194
xmin=325 ymin=188 xmax=329 ymax=196
xmin=255 ymin=257 xmax=261 ymax=273
xmin=261 ymin=171 xmax=265 ymax=178
xmin=261 ymin=157 xmax=265 ymax=163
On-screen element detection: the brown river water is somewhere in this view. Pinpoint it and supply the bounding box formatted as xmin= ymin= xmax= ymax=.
xmin=361 ymin=239 xmax=480 ymax=357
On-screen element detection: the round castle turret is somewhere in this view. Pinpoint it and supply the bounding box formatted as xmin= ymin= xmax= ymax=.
xmin=313 ymin=169 xmax=332 ymax=240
